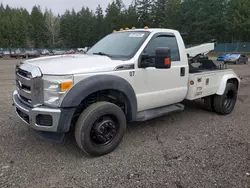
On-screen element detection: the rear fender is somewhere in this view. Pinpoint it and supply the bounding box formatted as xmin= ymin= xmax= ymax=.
xmin=216 ymin=74 xmax=240 ymax=95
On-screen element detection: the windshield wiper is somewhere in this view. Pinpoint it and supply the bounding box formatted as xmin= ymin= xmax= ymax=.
xmin=93 ymin=52 xmax=112 ymax=58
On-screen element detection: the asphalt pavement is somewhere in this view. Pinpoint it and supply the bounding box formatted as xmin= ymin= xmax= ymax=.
xmin=0 ymin=59 xmax=249 ymax=188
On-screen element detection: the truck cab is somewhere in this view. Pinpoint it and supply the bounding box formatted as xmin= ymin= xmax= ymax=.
xmin=13 ymin=28 xmax=240 ymax=156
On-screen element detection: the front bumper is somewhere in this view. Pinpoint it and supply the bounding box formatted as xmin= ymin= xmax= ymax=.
xmin=13 ymin=90 xmax=74 ymax=132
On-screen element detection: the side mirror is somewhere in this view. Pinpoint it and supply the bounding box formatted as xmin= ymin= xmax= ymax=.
xmin=155 ymin=47 xmax=171 ymax=69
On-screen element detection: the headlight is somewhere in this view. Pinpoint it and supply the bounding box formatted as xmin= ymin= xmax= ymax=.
xmin=43 ymin=75 xmax=74 ymax=107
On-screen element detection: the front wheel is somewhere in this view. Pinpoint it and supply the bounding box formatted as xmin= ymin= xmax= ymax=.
xmin=213 ymin=83 xmax=237 ymax=115
xmin=74 ymin=101 xmax=127 ymax=156
xmin=235 ymin=60 xmax=239 ymax=64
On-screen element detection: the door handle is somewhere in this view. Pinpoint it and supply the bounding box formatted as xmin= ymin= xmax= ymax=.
xmin=180 ymin=67 xmax=185 ymax=76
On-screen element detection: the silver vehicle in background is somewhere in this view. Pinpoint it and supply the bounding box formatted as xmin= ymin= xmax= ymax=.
xmin=224 ymin=54 xmax=248 ymax=64
xmin=52 ymin=50 xmax=66 ymax=55
xmin=26 ymin=49 xmax=40 ymax=58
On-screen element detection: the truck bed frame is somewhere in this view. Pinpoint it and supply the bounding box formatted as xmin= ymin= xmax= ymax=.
xmin=186 ymin=42 xmax=227 ymax=73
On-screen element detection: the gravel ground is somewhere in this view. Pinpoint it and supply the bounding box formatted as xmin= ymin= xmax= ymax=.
xmin=0 ymin=59 xmax=249 ymax=188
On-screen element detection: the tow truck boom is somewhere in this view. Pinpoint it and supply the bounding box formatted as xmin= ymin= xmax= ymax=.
xmin=186 ymin=43 xmax=215 ymax=57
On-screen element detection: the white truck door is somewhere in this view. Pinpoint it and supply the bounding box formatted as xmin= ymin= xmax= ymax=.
xmin=135 ymin=33 xmax=189 ymax=112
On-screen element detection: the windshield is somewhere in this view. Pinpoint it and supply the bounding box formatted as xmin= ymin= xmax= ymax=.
xmin=87 ymin=31 xmax=150 ymax=60
xmin=228 ymin=54 xmax=240 ymax=59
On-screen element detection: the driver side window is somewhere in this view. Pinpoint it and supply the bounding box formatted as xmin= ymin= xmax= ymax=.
xmin=144 ymin=35 xmax=180 ymax=61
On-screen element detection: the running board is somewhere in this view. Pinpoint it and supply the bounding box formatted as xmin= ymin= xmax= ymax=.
xmin=136 ymin=103 xmax=185 ymax=122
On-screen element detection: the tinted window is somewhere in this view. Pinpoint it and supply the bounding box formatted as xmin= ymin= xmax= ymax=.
xmin=87 ymin=31 xmax=149 ymax=60
xmin=144 ymin=35 xmax=180 ymax=61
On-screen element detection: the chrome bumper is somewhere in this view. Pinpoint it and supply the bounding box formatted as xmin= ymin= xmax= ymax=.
xmin=13 ymin=90 xmax=73 ymax=132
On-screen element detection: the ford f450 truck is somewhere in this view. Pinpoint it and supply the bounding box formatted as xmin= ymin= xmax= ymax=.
xmin=13 ymin=28 xmax=240 ymax=156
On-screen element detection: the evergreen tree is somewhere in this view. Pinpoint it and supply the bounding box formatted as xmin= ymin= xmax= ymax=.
xmin=105 ymin=0 xmax=124 ymax=31
xmin=152 ymin=0 xmax=168 ymax=27
xmin=0 ymin=0 xmax=250 ymax=48
xmin=92 ymin=5 xmax=106 ymax=43
xmin=180 ymin=0 xmax=228 ymax=44
xmin=30 ymin=6 xmax=46 ymax=47
xmin=44 ymin=9 xmax=60 ymax=47
xmin=123 ymin=2 xmax=138 ymax=28
xmin=226 ymin=0 xmax=250 ymax=42
xmin=60 ymin=10 xmax=74 ymax=48
xmin=77 ymin=7 xmax=95 ymax=47
xmin=165 ymin=0 xmax=181 ymax=29
xmin=135 ymin=0 xmax=154 ymax=27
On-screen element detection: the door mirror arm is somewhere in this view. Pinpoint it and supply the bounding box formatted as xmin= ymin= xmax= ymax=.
xmin=139 ymin=54 xmax=155 ymax=68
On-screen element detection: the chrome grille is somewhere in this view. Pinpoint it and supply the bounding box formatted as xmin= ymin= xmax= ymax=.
xmin=17 ymin=68 xmax=30 ymax=78
xmin=15 ymin=63 xmax=43 ymax=106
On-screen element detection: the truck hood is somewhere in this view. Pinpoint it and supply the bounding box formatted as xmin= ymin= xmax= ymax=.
xmin=23 ymin=54 xmax=124 ymax=75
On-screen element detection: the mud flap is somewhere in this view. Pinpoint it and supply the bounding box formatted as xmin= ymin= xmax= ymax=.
xmin=34 ymin=130 xmax=65 ymax=144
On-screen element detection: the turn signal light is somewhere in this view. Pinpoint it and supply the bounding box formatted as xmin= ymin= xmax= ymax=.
xmin=61 ymin=81 xmax=73 ymax=92
xmin=164 ymin=58 xmax=171 ymax=65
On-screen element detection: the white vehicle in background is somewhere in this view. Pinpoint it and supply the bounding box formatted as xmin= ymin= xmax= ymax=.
xmin=41 ymin=49 xmax=50 ymax=56
xmin=13 ymin=27 xmax=240 ymax=157
xmin=77 ymin=47 xmax=89 ymax=53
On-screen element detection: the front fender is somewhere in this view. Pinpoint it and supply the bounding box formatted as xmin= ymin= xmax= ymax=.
xmin=216 ymin=74 xmax=240 ymax=95
xmin=60 ymin=75 xmax=137 ymax=121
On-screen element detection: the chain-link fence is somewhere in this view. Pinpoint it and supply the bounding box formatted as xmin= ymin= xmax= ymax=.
xmin=215 ymin=43 xmax=250 ymax=53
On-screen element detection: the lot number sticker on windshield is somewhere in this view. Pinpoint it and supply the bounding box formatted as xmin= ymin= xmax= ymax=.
xmin=129 ymin=33 xmax=145 ymax=38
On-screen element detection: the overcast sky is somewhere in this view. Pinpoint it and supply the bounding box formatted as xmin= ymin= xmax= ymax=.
xmin=1 ymin=0 xmax=132 ymax=15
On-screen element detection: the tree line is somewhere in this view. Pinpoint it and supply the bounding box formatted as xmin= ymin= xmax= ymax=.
xmin=0 ymin=0 xmax=249 ymax=49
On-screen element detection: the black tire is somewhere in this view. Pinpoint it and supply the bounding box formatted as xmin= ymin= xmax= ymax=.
xmin=213 ymin=83 xmax=237 ymax=115
xmin=74 ymin=101 xmax=126 ymax=156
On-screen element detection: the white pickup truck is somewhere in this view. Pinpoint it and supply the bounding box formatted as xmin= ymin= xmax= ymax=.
xmin=13 ymin=28 xmax=240 ymax=156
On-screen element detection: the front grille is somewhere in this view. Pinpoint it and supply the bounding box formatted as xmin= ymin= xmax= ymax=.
xmin=16 ymin=67 xmax=32 ymax=105
xmin=15 ymin=63 xmax=42 ymax=106
xmin=17 ymin=68 xmax=29 ymax=78
xmin=21 ymin=84 xmax=31 ymax=91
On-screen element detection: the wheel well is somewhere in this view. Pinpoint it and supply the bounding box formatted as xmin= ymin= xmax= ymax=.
xmin=227 ymin=78 xmax=239 ymax=90
xmin=71 ymin=89 xmax=129 ymax=129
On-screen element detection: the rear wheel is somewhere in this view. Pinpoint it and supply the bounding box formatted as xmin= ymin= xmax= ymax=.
xmin=213 ymin=83 xmax=237 ymax=115
xmin=74 ymin=101 xmax=126 ymax=156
